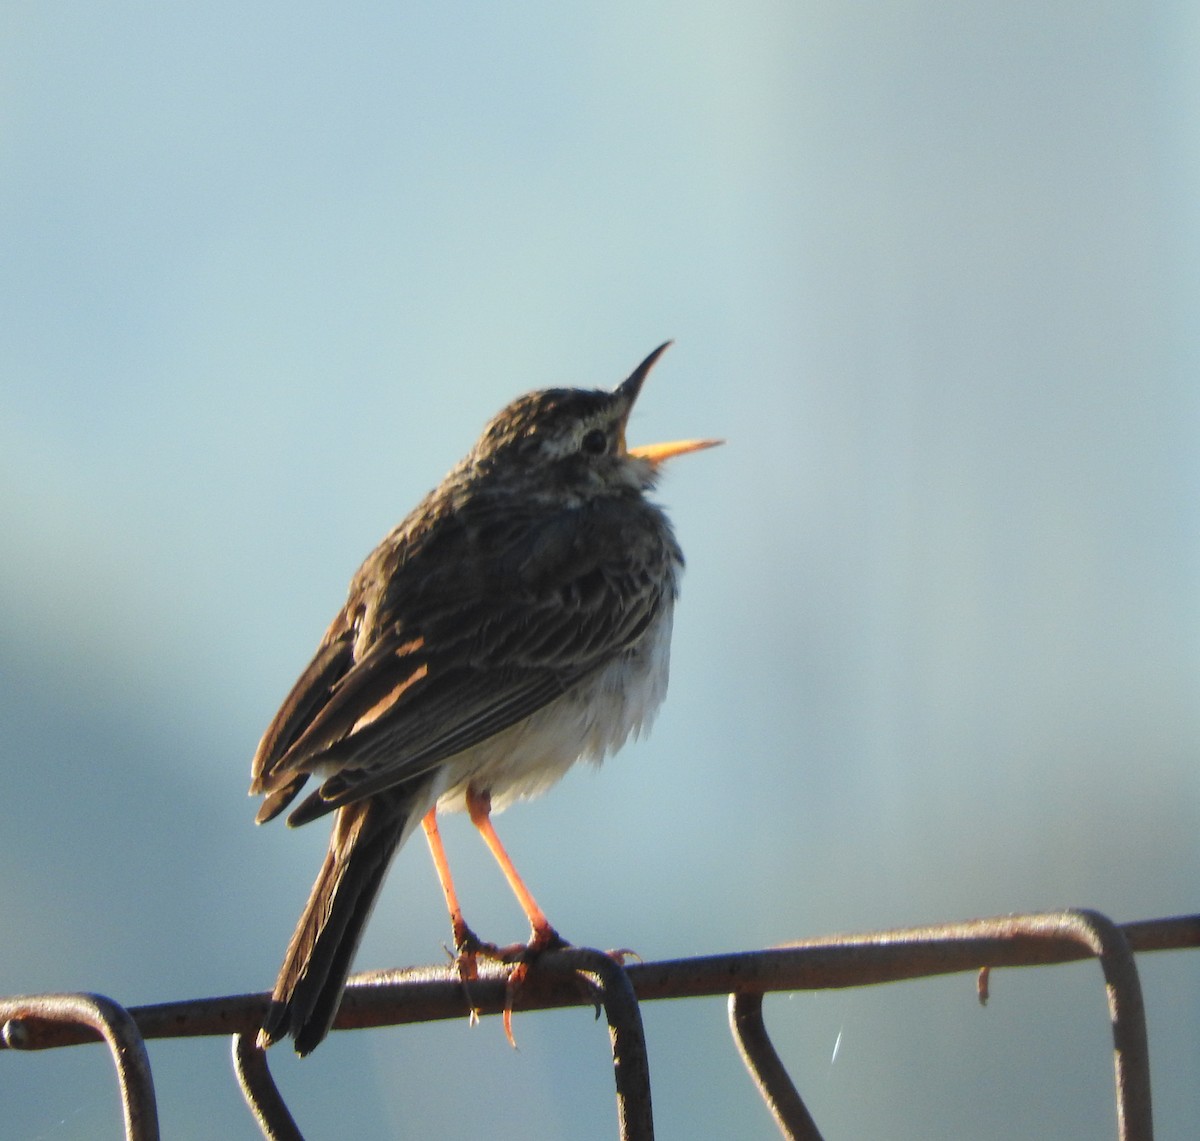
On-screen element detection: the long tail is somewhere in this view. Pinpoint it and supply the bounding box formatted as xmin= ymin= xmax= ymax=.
xmin=259 ymin=790 xmax=421 ymax=1056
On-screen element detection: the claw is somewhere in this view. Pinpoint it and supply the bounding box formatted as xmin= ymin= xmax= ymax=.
xmin=606 ymin=947 xmax=641 ymax=965
xmin=502 ymin=962 xmax=528 ymax=1048
xmin=497 ymin=925 xmax=571 ymax=1047
xmin=445 ymin=923 xmax=507 ymax=1025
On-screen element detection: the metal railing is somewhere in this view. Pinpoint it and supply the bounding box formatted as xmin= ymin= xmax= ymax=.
xmin=2 ymin=909 xmax=1196 ymax=1141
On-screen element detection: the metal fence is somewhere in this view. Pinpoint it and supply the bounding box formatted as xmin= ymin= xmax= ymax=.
xmin=2 ymin=908 xmax=1196 ymax=1141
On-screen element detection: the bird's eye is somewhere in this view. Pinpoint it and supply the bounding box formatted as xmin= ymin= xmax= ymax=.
xmin=580 ymin=428 xmax=609 ymax=456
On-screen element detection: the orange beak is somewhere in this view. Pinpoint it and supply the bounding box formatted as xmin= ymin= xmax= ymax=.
xmin=627 ymin=437 xmax=724 ymax=465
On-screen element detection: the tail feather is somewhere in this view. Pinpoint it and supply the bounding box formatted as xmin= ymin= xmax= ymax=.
xmin=260 ymin=791 xmax=423 ymax=1055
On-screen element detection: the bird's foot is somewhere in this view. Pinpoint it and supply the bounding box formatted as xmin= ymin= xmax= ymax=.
xmin=494 ymin=924 xmax=570 ymax=964
xmin=448 ymin=923 xmax=572 ymax=1043
xmin=495 ymin=925 xmax=570 ymax=1047
xmin=449 ymin=922 xmax=504 ymax=978
xmin=446 ymin=923 xmax=506 ymax=1025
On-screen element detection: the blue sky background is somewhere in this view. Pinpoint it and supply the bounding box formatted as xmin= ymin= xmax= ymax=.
xmin=2 ymin=2 xmax=1198 ymax=1138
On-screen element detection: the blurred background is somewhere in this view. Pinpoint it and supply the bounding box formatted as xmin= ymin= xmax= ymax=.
xmin=3 ymin=2 xmax=1198 ymax=1137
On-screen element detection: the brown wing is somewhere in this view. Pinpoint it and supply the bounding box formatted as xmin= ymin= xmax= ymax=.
xmin=249 ymin=606 xmax=359 ymax=823
xmin=251 ymin=491 xmax=678 ymax=826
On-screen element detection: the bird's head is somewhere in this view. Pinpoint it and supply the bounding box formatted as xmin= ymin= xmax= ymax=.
xmin=469 ymin=343 xmax=722 ymax=499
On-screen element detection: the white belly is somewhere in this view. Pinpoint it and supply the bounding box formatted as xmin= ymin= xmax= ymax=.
xmin=435 ymin=599 xmax=675 ymax=814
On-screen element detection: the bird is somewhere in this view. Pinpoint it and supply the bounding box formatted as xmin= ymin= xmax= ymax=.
xmin=250 ymin=342 xmax=720 ymax=1055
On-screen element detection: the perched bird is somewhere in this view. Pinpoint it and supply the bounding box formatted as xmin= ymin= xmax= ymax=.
xmin=251 ymin=343 xmax=720 ymax=1055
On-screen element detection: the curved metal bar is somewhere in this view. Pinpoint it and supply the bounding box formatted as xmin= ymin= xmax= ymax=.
xmin=0 ymin=912 xmax=1184 ymax=1140
xmin=232 ymin=1032 xmax=306 ymax=1141
xmin=535 ymin=948 xmax=655 ymax=1141
xmin=1012 ymin=910 xmax=1152 ymax=1141
xmin=0 ymin=914 xmax=1191 ymax=1049
xmin=720 ymin=910 xmax=1152 ymax=1141
xmin=728 ymin=992 xmax=823 ymax=1141
xmin=0 ymin=992 xmax=159 ymax=1141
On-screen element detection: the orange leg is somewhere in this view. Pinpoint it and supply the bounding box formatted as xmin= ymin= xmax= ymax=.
xmin=422 ymin=807 xmax=498 ymax=1025
xmin=466 ymin=787 xmax=561 ymax=948
xmin=466 ymin=787 xmax=568 ymax=1047
xmin=421 ymin=807 xmax=473 ymax=951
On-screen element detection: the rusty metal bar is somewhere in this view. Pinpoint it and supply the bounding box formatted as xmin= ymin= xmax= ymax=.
xmin=1 ymin=913 xmax=1192 ymax=1051
xmin=232 ymin=1032 xmax=305 ymax=1141
xmin=0 ymin=991 xmax=159 ymax=1141
xmin=538 ymin=948 xmax=655 ymax=1141
xmin=1005 ymin=910 xmax=1151 ymax=1141
xmin=728 ymin=991 xmax=823 ymax=1141
xmin=1 ymin=912 xmax=1193 ymax=1141
xmin=1121 ymin=916 xmax=1200 ymax=952
xmin=719 ymin=910 xmax=1154 ymax=1141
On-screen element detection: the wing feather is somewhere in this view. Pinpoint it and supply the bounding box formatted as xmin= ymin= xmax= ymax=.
xmin=252 ymin=491 xmax=677 ymax=826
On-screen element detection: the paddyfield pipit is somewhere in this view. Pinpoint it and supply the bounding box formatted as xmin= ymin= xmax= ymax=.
xmin=251 ymin=343 xmax=720 ymax=1055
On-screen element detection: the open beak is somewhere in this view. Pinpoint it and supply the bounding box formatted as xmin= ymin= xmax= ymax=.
xmin=628 ymin=437 xmax=723 ymax=464
xmin=616 ymin=342 xmax=724 ymax=465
